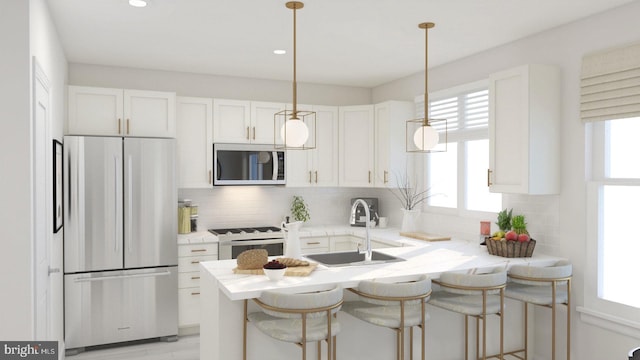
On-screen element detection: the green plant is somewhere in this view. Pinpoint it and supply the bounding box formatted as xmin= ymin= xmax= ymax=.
xmin=496 ymin=208 xmax=513 ymax=231
xmin=511 ymin=215 xmax=529 ymax=235
xmin=291 ymin=195 xmax=310 ymax=222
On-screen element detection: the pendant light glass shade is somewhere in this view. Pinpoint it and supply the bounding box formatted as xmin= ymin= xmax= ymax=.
xmin=406 ymin=22 xmax=447 ymax=153
xmin=274 ymin=1 xmax=316 ymax=150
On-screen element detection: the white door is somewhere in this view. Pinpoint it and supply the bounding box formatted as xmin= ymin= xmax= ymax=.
xmin=33 ymin=60 xmax=62 ymax=345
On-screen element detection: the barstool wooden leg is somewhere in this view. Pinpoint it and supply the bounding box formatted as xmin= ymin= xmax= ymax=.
xmin=410 ymin=326 xmax=414 ymax=360
xmin=464 ymin=315 xmax=469 ymax=360
xmin=552 ymin=284 xmax=557 ymax=360
xmin=567 ymin=278 xmax=571 ymax=360
xmin=524 ymin=302 xmax=529 ymax=360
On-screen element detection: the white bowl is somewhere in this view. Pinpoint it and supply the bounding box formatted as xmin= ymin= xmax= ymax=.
xmin=263 ymin=267 xmax=286 ymax=281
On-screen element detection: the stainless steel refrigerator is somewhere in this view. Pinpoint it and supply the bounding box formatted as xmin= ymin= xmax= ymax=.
xmin=63 ymin=136 xmax=178 ymax=352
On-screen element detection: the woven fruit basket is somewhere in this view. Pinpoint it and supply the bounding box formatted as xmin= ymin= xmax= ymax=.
xmin=486 ymin=239 xmax=536 ymax=258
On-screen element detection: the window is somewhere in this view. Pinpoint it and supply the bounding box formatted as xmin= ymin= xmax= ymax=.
xmin=417 ymin=81 xmax=502 ymax=214
xmin=583 ymin=117 xmax=640 ymax=336
xmin=589 ymin=117 xmax=640 ymax=308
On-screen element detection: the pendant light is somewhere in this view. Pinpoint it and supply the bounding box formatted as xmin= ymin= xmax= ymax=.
xmin=406 ymin=22 xmax=447 ymax=153
xmin=274 ymin=1 xmax=316 ymax=150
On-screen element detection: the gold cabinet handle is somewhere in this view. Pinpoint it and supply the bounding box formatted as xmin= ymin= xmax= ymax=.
xmin=252 ymin=126 xmax=256 ymax=140
xmin=126 ymin=118 xmax=130 ymax=135
xmin=487 ymin=169 xmax=493 ymax=187
xmin=118 ymin=118 xmax=122 ymax=134
xmin=384 ymin=170 xmax=388 ymax=184
xmin=191 ymin=292 xmax=200 ymax=296
xmin=368 ymin=171 xmax=371 ymax=184
xmin=190 ymin=260 xmax=200 ymax=264
xmin=190 ymin=249 xmax=207 ymax=253
xmin=315 ymin=171 xmax=318 ymax=183
xmin=306 ymin=242 xmax=321 ymax=245
xmin=308 ymin=171 xmax=312 ymax=184
xmin=191 ymin=276 xmax=200 ymax=280
xmin=209 ymin=170 xmax=212 ymax=184
xmin=246 ymin=126 xmax=250 ymax=140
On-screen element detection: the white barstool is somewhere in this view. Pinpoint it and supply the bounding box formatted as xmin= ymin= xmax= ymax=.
xmin=505 ymin=260 xmax=572 ymax=360
xmin=429 ymin=267 xmax=507 ymax=360
xmin=243 ymin=286 xmax=343 ymax=360
xmin=629 ymin=346 xmax=640 ymax=360
xmin=341 ymin=275 xmax=432 ymax=360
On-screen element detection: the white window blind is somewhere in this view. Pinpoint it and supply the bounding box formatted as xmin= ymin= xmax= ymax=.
xmin=581 ymin=41 xmax=640 ymax=122
xmin=415 ymin=88 xmax=489 ymax=135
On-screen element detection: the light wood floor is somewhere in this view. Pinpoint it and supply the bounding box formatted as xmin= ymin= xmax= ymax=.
xmin=68 ymin=335 xmax=199 ymax=360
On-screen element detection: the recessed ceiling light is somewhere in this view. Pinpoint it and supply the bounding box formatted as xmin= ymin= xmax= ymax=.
xmin=273 ymin=49 xmax=287 ymax=55
xmin=129 ymin=0 xmax=148 ymax=7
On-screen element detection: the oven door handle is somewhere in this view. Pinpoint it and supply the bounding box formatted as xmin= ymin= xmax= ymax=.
xmin=222 ymin=238 xmax=284 ymax=246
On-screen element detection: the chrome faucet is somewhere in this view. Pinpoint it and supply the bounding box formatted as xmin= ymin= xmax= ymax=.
xmin=350 ymin=199 xmax=372 ymax=262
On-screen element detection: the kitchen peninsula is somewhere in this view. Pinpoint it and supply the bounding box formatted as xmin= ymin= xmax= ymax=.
xmin=200 ymin=236 xmax=563 ymax=360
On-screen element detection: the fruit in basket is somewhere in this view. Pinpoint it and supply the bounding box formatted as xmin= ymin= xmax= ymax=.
xmin=492 ymin=230 xmax=505 ymax=239
xmin=518 ymin=233 xmax=530 ymax=242
xmin=505 ymin=230 xmax=518 ymax=241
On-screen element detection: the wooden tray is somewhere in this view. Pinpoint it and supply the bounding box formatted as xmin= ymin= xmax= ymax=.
xmin=232 ymin=263 xmax=318 ymax=277
xmin=399 ymin=232 xmax=451 ymax=241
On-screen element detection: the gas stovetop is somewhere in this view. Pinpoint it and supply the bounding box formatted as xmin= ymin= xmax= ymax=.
xmin=208 ymin=226 xmax=283 ymax=241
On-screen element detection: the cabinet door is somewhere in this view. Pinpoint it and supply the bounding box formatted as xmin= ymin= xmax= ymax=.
xmin=176 ymin=97 xmax=213 ymax=188
xmin=286 ymin=150 xmax=313 ymax=187
xmin=338 ymin=105 xmax=375 ymax=187
xmin=251 ymin=101 xmax=285 ymax=144
xmin=68 ymin=86 xmax=123 ymax=136
xmin=329 ymin=235 xmax=361 ymax=252
xmin=213 ymin=99 xmax=251 ymax=143
xmin=124 ymin=89 xmax=176 ymax=138
xmin=488 ymin=64 xmax=560 ymax=194
xmin=313 ymin=105 xmax=339 ymax=187
xmin=374 ymin=101 xmax=413 ymax=188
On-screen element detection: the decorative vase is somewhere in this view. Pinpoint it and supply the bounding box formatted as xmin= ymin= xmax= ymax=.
xmin=281 ymin=220 xmax=303 ymax=259
xmin=400 ymin=208 xmax=420 ymax=233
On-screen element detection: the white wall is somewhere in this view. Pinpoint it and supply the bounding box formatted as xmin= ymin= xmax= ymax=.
xmin=0 ymin=0 xmax=67 ymax=342
xmin=30 ymin=0 xmax=68 ymax=345
xmin=0 ymin=0 xmax=34 ymax=340
xmin=69 ymin=63 xmax=372 ymax=107
xmin=373 ymin=2 xmax=640 ymax=359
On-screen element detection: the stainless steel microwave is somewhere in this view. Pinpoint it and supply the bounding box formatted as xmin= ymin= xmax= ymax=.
xmin=213 ymin=144 xmax=286 ymax=185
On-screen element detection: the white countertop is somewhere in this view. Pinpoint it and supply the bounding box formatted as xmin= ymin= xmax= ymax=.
xmin=200 ymin=237 xmax=561 ymax=301
xmin=177 ymin=230 xmax=218 ymax=245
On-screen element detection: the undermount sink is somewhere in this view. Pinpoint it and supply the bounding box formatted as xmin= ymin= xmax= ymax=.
xmin=305 ymin=251 xmax=405 ymax=267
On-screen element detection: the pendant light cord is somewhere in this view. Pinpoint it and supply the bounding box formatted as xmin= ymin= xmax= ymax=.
xmin=292 ymin=4 xmax=298 ymax=118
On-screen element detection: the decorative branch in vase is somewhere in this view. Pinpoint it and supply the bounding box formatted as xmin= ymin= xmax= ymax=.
xmin=387 ymin=172 xmax=432 ymax=232
xmin=388 ymin=172 xmax=432 ymax=210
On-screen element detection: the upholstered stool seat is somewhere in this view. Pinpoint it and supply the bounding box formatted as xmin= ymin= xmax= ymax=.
xmin=505 ymin=260 xmax=572 ymax=360
xmin=429 ymin=267 xmax=507 ymax=360
xmin=244 ymin=286 xmax=343 ymax=360
xmin=342 ymin=275 xmax=432 ymax=360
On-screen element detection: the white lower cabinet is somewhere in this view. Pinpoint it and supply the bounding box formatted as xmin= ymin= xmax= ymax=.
xmin=177 ymin=239 xmax=218 ymax=334
xmin=300 ymin=236 xmax=330 ymax=254
xmin=329 ymin=235 xmax=401 ymax=252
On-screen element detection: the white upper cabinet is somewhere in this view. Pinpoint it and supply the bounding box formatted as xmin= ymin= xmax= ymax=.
xmin=251 ymin=102 xmax=285 ymax=144
xmin=286 ymin=105 xmax=339 ymax=187
xmin=212 ymin=99 xmax=251 ymax=143
xmin=338 ymin=105 xmax=375 ymax=187
xmin=176 ymin=97 xmax=213 ymax=188
xmin=212 ymin=99 xmax=284 ymax=144
xmin=488 ymin=64 xmax=560 ymax=194
xmin=374 ymin=101 xmax=414 ymax=188
xmin=68 ymin=86 xmax=176 ymax=138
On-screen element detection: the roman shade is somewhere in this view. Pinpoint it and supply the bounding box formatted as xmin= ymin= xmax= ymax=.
xmin=581 ymin=42 xmax=640 ymax=122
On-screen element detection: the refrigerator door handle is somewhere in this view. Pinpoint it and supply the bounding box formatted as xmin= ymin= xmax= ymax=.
xmin=127 ymin=154 xmax=133 ymax=253
xmin=114 ymin=155 xmax=119 ymax=253
xmin=73 ymin=270 xmax=172 ymax=283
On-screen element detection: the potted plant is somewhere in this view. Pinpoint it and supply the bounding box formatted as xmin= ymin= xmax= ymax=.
xmin=290 ymin=195 xmax=310 ymax=222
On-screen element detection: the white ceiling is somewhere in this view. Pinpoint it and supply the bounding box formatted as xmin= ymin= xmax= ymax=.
xmin=47 ymin=0 xmax=632 ymax=88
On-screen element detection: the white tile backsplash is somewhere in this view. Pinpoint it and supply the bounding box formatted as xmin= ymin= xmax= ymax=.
xmin=179 ymin=186 xmax=561 ymax=251
xmin=178 ymin=186 xmax=400 ymax=230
